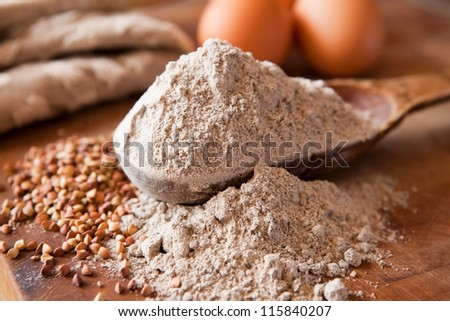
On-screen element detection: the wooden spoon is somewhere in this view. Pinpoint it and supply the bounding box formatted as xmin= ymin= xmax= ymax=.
xmin=285 ymin=69 xmax=450 ymax=179
xmin=135 ymin=70 xmax=450 ymax=204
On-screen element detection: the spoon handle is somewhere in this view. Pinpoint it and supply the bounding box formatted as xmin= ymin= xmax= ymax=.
xmin=375 ymin=69 xmax=450 ymax=118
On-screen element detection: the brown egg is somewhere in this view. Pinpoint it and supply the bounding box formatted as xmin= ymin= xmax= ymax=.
xmin=197 ymin=0 xmax=293 ymax=65
xmin=277 ymin=0 xmax=295 ymax=8
xmin=293 ymin=0 xmax=385 ymax=76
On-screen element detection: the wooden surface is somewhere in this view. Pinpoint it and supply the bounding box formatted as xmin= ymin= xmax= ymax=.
xmin=1 ymin=0 xmax=450 ymax=300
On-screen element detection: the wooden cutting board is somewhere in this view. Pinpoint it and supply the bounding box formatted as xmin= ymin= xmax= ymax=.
xmin=1 ymin=0 xmax=449 ymax=300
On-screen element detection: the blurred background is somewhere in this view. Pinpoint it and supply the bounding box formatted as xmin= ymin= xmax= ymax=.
xmin=1 ymin=0 xmax=449 ymax=78
xmin=0 ymin=0 xmax=449 ymax=134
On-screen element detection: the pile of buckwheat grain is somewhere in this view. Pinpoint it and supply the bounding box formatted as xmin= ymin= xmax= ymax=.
xmin=0 ymin=136 xmax=159 ymax=297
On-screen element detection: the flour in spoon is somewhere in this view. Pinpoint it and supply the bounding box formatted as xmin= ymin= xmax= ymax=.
xmin=114 ymin=39 xmax=377 ymax=203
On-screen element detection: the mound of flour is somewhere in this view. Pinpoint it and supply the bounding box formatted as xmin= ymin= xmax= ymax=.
xmin=114 ymin=39 xmax=376 ymax=204
xmin=123 ymin=166 xmax=406 ymax=300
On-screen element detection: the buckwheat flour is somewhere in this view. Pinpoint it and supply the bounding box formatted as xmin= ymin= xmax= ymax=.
xmin=122 ymin=165 xmax=407 ymax=300
xmin=114 ymin=39 xmax=377 ymax=204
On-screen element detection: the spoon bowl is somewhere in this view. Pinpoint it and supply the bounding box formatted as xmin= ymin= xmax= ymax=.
xmin=323 ymin=70 xmax=450 ymax=170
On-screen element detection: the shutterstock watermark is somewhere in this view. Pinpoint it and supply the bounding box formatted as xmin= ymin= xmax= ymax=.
xmin=102 ymin=132 xmax=349 ymax=170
